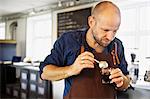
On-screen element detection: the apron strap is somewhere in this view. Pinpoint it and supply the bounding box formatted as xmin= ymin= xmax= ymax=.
xmin=80 ymin=45 xmax=85 ymax=53
xmin=111 ymin=42 xmax=120 ymax=66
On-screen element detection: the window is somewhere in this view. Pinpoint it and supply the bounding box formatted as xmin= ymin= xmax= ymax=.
xmin=116 ymin=2 xmax=150 ymax=77
xmin=26 ymin=13 xmax=52 ymax=61
xmin=0 ymin=23 xmax=5 ymax=39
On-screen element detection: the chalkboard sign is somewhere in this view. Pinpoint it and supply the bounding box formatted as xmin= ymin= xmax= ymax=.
xmin=57 ymin=7 xmax=91 ymax=37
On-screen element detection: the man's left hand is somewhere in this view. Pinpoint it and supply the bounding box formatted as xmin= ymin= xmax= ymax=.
xmin=109 ymin=68 xmax=127 ymax=88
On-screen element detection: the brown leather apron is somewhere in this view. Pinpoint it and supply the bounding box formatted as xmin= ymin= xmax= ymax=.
xmin=64 ymin=44 xmax=119 ymax=99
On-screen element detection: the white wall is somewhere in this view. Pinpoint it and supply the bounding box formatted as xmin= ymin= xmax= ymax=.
xmin=16 ymin=18 xmax=27 ymax=59
xmin=6 ymin=17 xmax=27 ymax=59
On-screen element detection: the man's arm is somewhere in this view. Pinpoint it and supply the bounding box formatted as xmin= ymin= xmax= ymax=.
xmin=41 ymin=51 xmax=95 ymax=81
xmin=41 ymin=65 xmax=73 ymax=81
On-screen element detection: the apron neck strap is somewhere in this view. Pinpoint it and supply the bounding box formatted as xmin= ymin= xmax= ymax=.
xmin=80 ymin=45 xmax=85 ymax=53
xmin=111 ymin=42 xmax=120 ymax=65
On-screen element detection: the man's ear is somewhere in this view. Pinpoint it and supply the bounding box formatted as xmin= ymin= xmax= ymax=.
xmin=88 ymin=16 xmax=95 ymax=28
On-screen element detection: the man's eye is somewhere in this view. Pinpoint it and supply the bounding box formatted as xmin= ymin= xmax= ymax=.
xmin=114 ymin=30 xmax=117 ymax=34
xmin=104 ymin=30 xmax=109 ymax=32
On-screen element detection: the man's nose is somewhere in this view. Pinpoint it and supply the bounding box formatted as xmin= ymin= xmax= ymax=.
xmin=106 ymin=31 xmax=115 ymax=41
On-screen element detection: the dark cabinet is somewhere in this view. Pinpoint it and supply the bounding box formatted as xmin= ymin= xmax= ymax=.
xmin=0 ymin=63 xmax=16 ymax=97
xmin=20 ymin=68 xmax=52 ymax=99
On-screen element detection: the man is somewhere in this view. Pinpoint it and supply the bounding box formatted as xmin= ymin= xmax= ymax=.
xmin=40 ymin=1 xmax=130 ymax=99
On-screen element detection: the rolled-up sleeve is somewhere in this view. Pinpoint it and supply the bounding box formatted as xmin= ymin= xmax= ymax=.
xmin=39 ymin=36 xmax=65 ymax=77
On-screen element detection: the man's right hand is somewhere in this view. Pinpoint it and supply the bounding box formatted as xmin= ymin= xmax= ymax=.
xmin=68 ymin=51 xmax=95 ymax=76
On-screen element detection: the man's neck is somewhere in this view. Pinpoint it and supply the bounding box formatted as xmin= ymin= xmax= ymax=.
xmin=86 ymin=29 xmax=105 ymax=53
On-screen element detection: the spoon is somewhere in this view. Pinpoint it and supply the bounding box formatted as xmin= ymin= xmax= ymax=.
xmin=94 ymin=59 xmax=108 ymax=68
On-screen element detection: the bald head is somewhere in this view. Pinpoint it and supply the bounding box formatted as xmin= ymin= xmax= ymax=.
xmin=92 ymin=1 xmax=120 ymax=18
xmin=87 ymin=1 xmax=121 ymax=48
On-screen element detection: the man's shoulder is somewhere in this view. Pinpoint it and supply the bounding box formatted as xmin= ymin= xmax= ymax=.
xmin=113 ymin=37 xmax=123 ymax=45
xmin=113 ymin=38 xmax=124 ymax=51
xmin=107 ymin=38 xmax=123 ymax=51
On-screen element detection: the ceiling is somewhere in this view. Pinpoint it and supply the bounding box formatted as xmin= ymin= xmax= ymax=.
xmin=0 ymin=0 xmax=99 ymax=17
xmin=0 ymin=0 xmax=56 ymax=16
xmin=0 ymin=0 xmax=147 ymax=17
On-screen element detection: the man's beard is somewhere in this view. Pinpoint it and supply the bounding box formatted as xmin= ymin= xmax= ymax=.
xmin=92 ymin=33 xmax=109 ymax=47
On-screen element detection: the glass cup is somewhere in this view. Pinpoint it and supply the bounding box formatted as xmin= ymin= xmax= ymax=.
xmin=101 ymin=68 xmax=112 ymax=84
xmin=101 ymin=68 xmax=117 ymax=87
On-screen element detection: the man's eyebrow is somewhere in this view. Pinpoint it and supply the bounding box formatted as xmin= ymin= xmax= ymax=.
xmin=101 ymin=27 xmax=110 ymax=30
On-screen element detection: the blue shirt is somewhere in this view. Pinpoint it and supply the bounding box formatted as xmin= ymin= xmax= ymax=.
xmin=39 ymin=29 xmax=129 ymax=96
